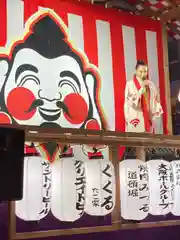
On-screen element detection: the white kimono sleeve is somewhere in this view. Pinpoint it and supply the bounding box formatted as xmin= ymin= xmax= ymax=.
xmin=152 ymin=98 xmax=163 ymax=119
xmin=150 ymin=86 xmax=163 ymax=119
xmin=124 ymin=82 xmax=140 ymax=123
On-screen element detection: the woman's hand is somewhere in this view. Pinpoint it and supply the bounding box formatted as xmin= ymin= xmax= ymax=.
xmin=142 ymin=80 xmax=149 ymax=87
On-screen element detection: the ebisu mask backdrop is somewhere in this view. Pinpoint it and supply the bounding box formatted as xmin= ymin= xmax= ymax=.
xmin=0 ymin=0 xmax=167 ymax=130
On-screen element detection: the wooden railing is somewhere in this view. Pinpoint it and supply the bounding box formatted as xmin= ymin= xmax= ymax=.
xmin=5 ymin=125 xmax=180 ymax=240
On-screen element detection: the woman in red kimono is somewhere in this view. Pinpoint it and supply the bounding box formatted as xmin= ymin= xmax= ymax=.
xmin=124 ymin=60 xmax=163 ymax=133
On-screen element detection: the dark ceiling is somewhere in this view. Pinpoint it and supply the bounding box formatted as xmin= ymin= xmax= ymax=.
xmin=83 ymin=0 xmax=180 ymax=40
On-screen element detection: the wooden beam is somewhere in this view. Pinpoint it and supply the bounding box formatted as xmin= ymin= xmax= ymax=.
xmin=138 ymin=7 xmax=160 ymax=19
xmin=83 ymin=0 xmax=180 ymax=23
xmin=15 ymin=225 xmax=117 ymax=239
xmin=165 ymin=0 xmax=177 ymax=8
xmin=168 ymin=0 xmax=180 ymax=6
xmin=136 ymin=147 xmax=146 ymax=160
xmin=82 ymin=0 xmax=161 ymax=19
xmin=122 ymin=220 xmax=180 ymax=229
xmin=24 ymin=128 xmax=180 ymax=148
xmin=1 ymin=124 xmax=180 ymax=147
xmin=110 ymin=146 xmax=121 ymax=228
xmin=8 ymin=202 xmax=16 ymax=240
xmin=162 ymin=24 xmax=173 ymax=134
xmin=160 ymin=6 xmax=180 ymax=22
xmin=14 ymin=219 xmax=180 ymax=239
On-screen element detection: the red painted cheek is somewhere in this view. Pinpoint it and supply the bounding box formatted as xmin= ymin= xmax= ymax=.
xmin=0 ymin=112 xmax=11 ymax=124
xmin=63 ymin=93 xmax=88 ymax=124
xmin=86 ymin=119 xmax=100 ymax=130
xmin=7 ymin=87 xmax=36 ymax=120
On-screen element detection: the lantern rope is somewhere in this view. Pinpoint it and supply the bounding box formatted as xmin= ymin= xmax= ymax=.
xmin=81 ymin=144 xmax=107 ymax=157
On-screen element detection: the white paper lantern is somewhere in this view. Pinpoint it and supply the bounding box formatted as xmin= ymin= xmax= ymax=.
xmin=171 ymin=161 xmax=180 ymax=216
xmin=51 ymin=157 xmax=86 ymax=222
xmin=120 ymin=159 xmax=149 ymax=220
xmin=84 ymin=160 xmax=115 ymax=216
xmin=16 ymin=156 xmax=52 ymax=221
xmin=147 ymin=159 xmax=172 ymax=215
xmin=72 ymin=145 xmax=88 ymax=162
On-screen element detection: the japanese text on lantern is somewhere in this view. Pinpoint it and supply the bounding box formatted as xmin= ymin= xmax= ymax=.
xmin=74 ymin=160 xmax=86 ymax=215
xmin=158 ymin=163 xmax=171 ymax=209
xmin=175 ymin=163 xmax=180 ymax=186
xmin=92 ymin=188 xmax=100 ymax=207
xmin=138 ymin=164 xmax=149 ymax=213
xmin=39 ymin=160 xmax=51 ymax=216
xmin=127 ymin=169 xmax=138 ymax=197
xmin=101 ymin=164 xmax=114 ymax=210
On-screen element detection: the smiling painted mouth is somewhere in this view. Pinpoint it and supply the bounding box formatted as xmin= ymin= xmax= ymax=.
xmin=39 ymin=107 xmax=61 ymax=121
xmin=39 ymin=107 xmax=61 ymax=113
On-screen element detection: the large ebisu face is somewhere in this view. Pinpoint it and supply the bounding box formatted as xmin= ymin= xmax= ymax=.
xmin=2 ymin=15 xmax=102 ymax=129
xmin=4 ymin=48 xmax=90 ymax=128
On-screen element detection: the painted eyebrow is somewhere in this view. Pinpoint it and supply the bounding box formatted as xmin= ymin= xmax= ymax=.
xmin=15 ymin=64 xmax=38 ymax=83
xmin=59 ymin=70 xmax=81 ymax=90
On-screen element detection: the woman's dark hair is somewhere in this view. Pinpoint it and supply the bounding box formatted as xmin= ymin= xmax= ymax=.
xmin=135 ymin=60 xmax=147 ymax=70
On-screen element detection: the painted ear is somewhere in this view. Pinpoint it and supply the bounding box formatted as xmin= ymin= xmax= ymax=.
xmin=85 ymin=72 xmax=102 ymax=128
xmin=0 ymin=60 xmax=9 ymax=91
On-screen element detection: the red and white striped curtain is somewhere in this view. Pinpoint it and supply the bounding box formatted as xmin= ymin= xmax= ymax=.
xmin=0 ymin=0 xmax=168 ymax=135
